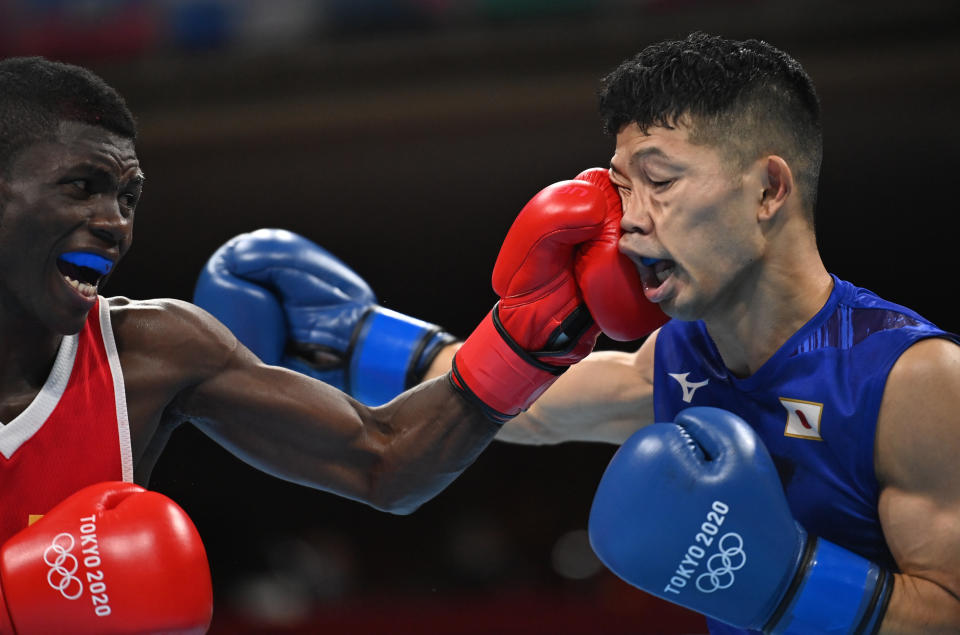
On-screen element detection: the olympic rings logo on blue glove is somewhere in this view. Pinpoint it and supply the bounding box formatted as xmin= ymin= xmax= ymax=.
xmin=696 ymin=532 xmax=747 ymax=593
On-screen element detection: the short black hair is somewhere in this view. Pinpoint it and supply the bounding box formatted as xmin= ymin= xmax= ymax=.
xmin=0 ymin=56 xmax=136 ymax=174
xmin=599 ymin=32 xmax=823 ymax=216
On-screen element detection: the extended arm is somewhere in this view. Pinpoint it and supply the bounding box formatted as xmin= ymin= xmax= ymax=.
xmin=171 ymin=308 xmax=495 ymax=515
xmin=194 ymin=168 xmax=665 ymax=448
xmin=119 ymin=298 xmax=493 ymax=514
xmin=175 ymin=176 xmax=642 ymax=513
xmin=425 ymin=333 xmax=659 ymax=446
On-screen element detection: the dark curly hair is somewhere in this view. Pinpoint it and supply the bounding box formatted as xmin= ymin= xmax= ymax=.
xmin=0 ymin=56 xmax=136 ymax=175
xmin=599 ymin=32 xmax=823 ymax=215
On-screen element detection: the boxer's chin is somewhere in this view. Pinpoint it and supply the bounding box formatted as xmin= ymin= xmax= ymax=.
xmin=44 ymin=266 xmax=97 ymax=334
xmin=48 ymin=307 xmax=92 ymax=337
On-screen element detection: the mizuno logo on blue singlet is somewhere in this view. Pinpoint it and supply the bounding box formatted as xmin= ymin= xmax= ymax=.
xmin=668 ymin=372 xmax=710 ymax=403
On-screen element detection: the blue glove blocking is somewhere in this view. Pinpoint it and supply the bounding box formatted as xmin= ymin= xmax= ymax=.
xmin=589 ymin=407 xmax=892 ymax=634
xmin=193 ymin=228 xmax=455 ymax=405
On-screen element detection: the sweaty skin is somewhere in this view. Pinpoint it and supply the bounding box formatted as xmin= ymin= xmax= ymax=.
xmin=0 ymin=121 xmax=498 ymax=514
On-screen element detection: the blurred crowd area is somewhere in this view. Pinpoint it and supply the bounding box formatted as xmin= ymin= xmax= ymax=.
xmin=1 ymin=0 xmax=702 ymax=60
xmin=2 ymin=0 xmax=959 ymax=633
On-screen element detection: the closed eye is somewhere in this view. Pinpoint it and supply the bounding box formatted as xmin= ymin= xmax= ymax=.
xmin=120 ymin=190 xmax=141 ymax=209
xmin=61 ymin=176 xmax=101 ymax=199
xmin=69 ymin=179 xmax=90 ymax=193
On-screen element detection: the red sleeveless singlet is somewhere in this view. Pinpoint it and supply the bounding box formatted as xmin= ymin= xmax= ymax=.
xmin=0 ymin=298 xmax=133 ymax=543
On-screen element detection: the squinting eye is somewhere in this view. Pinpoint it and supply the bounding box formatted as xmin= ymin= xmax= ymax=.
xmin=62 ymin=179 xmax=94 ymax=199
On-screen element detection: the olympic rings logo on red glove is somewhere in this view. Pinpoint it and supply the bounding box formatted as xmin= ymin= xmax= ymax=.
xmin=44 ymin=532 xmax=83 ymax=600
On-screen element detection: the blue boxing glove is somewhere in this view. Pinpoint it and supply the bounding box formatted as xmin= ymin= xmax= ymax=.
xmin=193 ymin=228 xmax=455 ymax=405
xmin=589 ymin=407 xmax=892 ymax=634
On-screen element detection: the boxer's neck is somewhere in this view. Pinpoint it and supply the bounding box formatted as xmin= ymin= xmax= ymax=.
xmin=705 ymin=259 xmax=833 ymax=379
xmin=0 ymin=309 xmax=64 ymax=420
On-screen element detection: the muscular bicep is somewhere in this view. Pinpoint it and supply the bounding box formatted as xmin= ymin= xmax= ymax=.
xmin=875 ymin=338 xmax=960 ymax=627
xmin=154 ymin=302 xmax=496 ymax=512
xmin=497 ymin=330 xmax=659 ymax=445
xmin=140 ymin=302 xmax=374 ymax=481
xmin=177 ymin=352 xmax=384 ymax=492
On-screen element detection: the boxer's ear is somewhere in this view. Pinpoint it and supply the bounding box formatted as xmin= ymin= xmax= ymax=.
xmin=758 ymin=155 xmax=793 ymax=222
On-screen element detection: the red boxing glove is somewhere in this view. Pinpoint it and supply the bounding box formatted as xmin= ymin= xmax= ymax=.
xmin=451 ymin=180 xmax=606 ymax=422
xmin=0 ymin=482 xmax=212 ymax=635
xmin=573 ymin=167 xmax=668 ymax=340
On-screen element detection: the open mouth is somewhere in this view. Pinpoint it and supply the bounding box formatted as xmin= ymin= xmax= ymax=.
xmin=56 ymin=252 xmax=113 ymax=299
xmin=639 ymin=256 xmax=676 ymax=290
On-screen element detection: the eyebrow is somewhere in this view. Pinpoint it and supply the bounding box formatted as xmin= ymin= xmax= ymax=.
xmin=70 ymin=163 xmax=146 ymax=187
xmin=629 ymin=147 xmax=671 ymax=165
xmin=610 ymin=147 xmax=681 ymax=177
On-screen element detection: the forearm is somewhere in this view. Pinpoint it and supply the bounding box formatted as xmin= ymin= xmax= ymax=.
xmin=880 ymin=574 xmax=960 ymax=634
xmin=513 ymin=350 xmax=655 ymax=445
xmin=183 ymin=362 xmax=498 ymax=514
xmin=362 ymin=374 xmax=500 ymax=513
xmin=429 ymin=344 xmax=652 ymax=445
xmin=424 ymin=341 xmax=580 ymax=445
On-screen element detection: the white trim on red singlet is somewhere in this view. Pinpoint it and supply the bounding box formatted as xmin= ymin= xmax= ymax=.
xmin=0 ymin=332 xmax=79 ymax=459
xmin=99 ymin=297 xmax=134 ymax=482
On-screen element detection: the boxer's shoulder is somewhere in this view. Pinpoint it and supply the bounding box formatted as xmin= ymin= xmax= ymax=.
xmin=107 ymin=296 xmax=248 ymax=380
xmin=877 ymin=336 xmax=960 ymax=486
xmin=108 ymin=295 xmax=221 ymax=338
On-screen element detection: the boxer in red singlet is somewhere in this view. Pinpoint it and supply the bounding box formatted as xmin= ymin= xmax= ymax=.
xmin=0 ymin=56 xmax=663 ymax=633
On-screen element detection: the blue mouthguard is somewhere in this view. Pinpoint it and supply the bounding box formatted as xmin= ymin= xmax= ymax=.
xmin=59 ymin=252 xmax=113 ymax=275
xmin=640 ymin=257 xmax=660 ymax=267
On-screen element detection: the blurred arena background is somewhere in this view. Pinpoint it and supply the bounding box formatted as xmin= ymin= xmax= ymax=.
xmin=2 ymin=0 xmax=958 ymax=632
